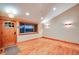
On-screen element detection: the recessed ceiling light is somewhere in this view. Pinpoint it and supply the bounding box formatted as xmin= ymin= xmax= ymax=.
xmin=8 ymin=14 xmax=15 ymax=18
xmin=25 ymin=12 xmax=30 ymax=16
xmin=5 ymin=7 xmax=18 ymax=15
xmin=53 ymin=7 xmax=56 ymax=11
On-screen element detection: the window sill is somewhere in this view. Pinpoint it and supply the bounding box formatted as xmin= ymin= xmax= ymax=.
xmin=19 ymin=32 xmax=38 ymax=35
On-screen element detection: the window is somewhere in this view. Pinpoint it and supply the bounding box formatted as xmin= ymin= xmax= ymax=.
xmin=20 ymin=22 xmax=38 ymax=34
xmin=4 ymin=21 xmax=14 ymax=28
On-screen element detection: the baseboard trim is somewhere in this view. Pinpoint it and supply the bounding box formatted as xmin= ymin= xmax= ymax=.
xmin=42 ymin=36 xmax=79 ymax=46
xmin=17 ymin=36 xmax=79 ymax=46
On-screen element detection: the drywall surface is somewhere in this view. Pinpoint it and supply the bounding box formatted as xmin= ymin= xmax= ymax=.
xmin=43 ymin=4 xmax=79 ymax=44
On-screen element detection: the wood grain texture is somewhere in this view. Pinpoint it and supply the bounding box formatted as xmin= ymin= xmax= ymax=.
xmin=17 ymin=38 xmax=79 ymax=55
xmin=0 ymin=16 xmax=17 ymax=48
xmin=2 ymin=21 xmax=17 ymax=48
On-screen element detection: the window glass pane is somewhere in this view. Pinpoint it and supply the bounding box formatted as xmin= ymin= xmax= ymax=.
xmin=20 ymin=23 xmax=37 ymax=33
xmin=20 ymin=23 xmax=25 ymax=33
xmin=12 ymin=23 xmax=14 ymax=27
xmin=25 ymin=24 xmax=33 ymax=32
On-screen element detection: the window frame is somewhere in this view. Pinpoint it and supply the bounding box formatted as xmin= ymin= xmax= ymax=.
xmin=19 ymin=22 xmax=38 ymax=35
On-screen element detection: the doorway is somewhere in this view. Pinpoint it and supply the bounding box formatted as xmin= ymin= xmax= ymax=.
xmin=2 ymin=20 xmax=17 ymax=48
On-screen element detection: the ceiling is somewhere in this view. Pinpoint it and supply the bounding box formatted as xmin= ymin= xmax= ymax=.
xmin=0 ymin=3 xmax=77 ymax=23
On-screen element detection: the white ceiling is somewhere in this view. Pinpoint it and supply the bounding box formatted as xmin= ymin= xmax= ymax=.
xmin=0 ymin=3 xmax=77 ymax=23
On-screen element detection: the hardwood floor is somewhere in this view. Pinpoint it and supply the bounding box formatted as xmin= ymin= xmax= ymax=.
xmin=16 ymin=37 xmax=79 ymax=55
xmin=1 ymin=37 xmax=79 ymax=55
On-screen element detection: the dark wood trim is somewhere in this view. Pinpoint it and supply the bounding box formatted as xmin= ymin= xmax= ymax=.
xmin=42 ymin=36 xmax=79 ymax=46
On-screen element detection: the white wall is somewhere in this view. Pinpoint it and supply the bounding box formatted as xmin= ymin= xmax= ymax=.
xmin=43 ymin=4 xmax=79 ymax=44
